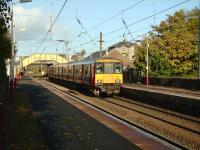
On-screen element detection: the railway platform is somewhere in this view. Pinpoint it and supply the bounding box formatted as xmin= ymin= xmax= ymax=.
xmin=4 ymin=77 xmax=176 ymax=149
xmin=122 ymin=83 xmax=200 ymax=117
xmin=0 ymin=102 xmax=2 ymax=150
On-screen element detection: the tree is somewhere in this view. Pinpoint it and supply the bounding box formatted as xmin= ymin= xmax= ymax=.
xmin=79 ymin=49 xmax=86 ymax=59
xmin=0 ymin=0 xmax=12 ymax=100
xmin=134 ymin=8 xmax=199 ymax=78
xmin=0 ymin=0 xmax=12 ymax=63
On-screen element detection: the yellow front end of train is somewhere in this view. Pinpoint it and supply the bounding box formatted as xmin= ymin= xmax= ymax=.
xmin=94 ymin=58 xmax=123 ymax=95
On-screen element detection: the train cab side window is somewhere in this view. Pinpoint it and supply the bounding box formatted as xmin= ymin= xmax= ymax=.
xmin=114 ymin=63 xmax=122 ymax=73
xmin=96 ymin=63 xmax=104 ymax=73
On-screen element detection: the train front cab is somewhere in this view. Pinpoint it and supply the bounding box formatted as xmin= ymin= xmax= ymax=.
xmin=94 ymin=59 xmax=123 ymax=96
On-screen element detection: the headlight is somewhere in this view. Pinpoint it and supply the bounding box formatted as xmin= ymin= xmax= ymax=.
xmin=97 ymin=80 xmax=103 ymax=83
xmin=115 ymin=79 xmax=121 ymax=83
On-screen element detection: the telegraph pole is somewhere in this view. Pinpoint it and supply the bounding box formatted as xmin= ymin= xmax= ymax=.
xmin=198 ymin=7 xmax=200 ymax=79
xmin=99 ymin=32 xmax=103 ymax=58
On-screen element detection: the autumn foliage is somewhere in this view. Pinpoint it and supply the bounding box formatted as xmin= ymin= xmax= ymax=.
xmin=134 ymin=8 xmax=199 ymax=78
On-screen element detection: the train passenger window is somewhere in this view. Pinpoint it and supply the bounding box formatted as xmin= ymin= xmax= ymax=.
xmin=96 ymin=63 xmax=104 ymax=73
xmin=88 ymin=65 xmax=91 ymax=75
xmin=75 ymin=66 xmax=82 ymax=75
xmin=84 ymin=66 xmax=88 ymax=75
xmin=84 ymin=65 xmax=91 ymax=76
xmin=75 ymin=68 xmax=78 ymax=74
xmin=38 ymin=66 xmax=41 ymax=73
xmin=114 ymin=63 xmax=122 ymax=73
xmin=68 ymin=68 xmax=71 ymax=74
xmin=79 ymin=67 xmax=82 ymax=74
xmin=63 ymin=68 xmax=66 ymax=74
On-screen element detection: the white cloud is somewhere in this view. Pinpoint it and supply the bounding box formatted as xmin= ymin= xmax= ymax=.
xmin=14 ymin=6 xmax=71 ymax=42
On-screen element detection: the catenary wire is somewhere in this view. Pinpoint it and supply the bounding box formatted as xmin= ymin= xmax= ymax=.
xmin=69 ymin=0 xmax=145 ymax=45
xmin=34 ymin=0 xmax=69 ymax=54
xmin=70 ymin=0 xmax=191 ymax=50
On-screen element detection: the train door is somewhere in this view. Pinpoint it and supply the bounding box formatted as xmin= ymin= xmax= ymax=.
xmin=82 ymin=65 xmax=84 ymax=84
xmin=72 ymin=66 xmax=75 ymax=82
xmin=61 ymin=67 xmax=64 ymax=80
xmin=88 ymin=64 xmax=92 ymax=85
xmin=92 ymin=63 xmax=95 ymax=86
xmin=57 ymin=67 xmax=59 ymax=79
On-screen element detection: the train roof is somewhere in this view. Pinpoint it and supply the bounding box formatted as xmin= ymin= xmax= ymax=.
xmin=49 ymin=57 xmax=121 ymax=67
xmin=70 ymin=57 xmax=121 ymax=65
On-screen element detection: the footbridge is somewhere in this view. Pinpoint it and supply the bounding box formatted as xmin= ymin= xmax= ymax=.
xmin=22 ymin=53 xmax=68 ymax=67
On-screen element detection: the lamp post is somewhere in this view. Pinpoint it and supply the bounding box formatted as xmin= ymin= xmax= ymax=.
xmin=137 ymin=34 xmax=150 ymax=86
xmin=56 ymin=40 xmax=70 ymax=62
xmin=146 ymin=38 xmax=149 ymax=86
xmin=10 ymin=0 xmax=32 ymax=81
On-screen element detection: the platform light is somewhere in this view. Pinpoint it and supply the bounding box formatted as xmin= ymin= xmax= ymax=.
xmin=19 ymin=28 xmax=26 ymax=32
xmin=137 ymin=33 xmax=150 ymax=86
xmin=10 ymin=0 xmax=32 ymax=81
xmin=20 ymin=0 xmax=32 ymax=3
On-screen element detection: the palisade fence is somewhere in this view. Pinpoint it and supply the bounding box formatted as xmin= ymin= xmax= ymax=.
xmin=123 ymin=68 xmax=142 ymax=83
xmin=123 ymin=69 xmax=200 ymax=90
xmin=142 ymin=77 xmax=200 ymax=90
xmin=0 ymin=76 xmax=9 ymax=102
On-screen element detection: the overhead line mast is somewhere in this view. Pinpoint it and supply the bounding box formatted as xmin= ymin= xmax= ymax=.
xmin=99 ymin=32 xmax=103 ymax=58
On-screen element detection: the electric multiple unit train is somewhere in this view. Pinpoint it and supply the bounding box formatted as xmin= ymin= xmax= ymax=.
xmin=48 ymin=57 xmax=123 ymax=96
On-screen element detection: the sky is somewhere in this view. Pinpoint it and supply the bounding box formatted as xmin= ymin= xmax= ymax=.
xmin=13 ymin=0 xmax=199 ymax=57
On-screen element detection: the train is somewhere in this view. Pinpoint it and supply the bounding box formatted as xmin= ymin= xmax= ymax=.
xmin=48 ymin=57 xmax=123 ymax=96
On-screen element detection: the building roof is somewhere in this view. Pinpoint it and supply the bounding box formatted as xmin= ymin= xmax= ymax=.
xmin=85 ymin=50 xmax=107 ymax=60
xmin=107 ymin=50 xmax=132 ymax=67
xmin=108 ymin=39 xmax=135 ymax=51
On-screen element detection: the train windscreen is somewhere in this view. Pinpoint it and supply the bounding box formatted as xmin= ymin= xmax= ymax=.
xmin=96 ymin=62 xmax=122 ymax=74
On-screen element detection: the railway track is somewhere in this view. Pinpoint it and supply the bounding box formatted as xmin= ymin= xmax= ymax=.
xmin=34 ymin=78 xmax=200 ymax=150
xmin=101 ymin=96 xmax=200 ymax=135
xmin=113 ymin=96 xmax=200 ymax=123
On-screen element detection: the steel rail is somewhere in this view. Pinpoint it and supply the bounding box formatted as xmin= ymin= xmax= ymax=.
xmin=114 ymin=96 xmax=200 ymax=124
xmin=101 ymin=97 xmax=200 ymax=135
xmin=36 ymin=79 xmax=188 ymax=150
